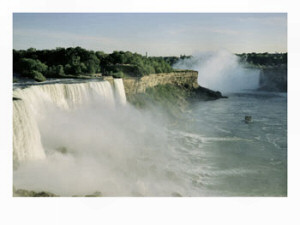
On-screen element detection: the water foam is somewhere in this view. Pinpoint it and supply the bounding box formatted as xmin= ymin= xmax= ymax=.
xmin=174 ymin=50 xmax=260 ymax=93
xmin=13 ymin=79 xmax=194 ymax=196
xmin=13 ymin=80 xmax=121 ymax=162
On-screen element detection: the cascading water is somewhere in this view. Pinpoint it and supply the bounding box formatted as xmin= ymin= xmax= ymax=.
xmin=13 ymin=99 xmax=46 ymax=161
xmin=113 ymin=78 xmax=127 ymax=105
xmin=13 ymin=80 xmax=122 ymax=162
xmin=13 ymin=76 xmax=287 ymax=197
xmin=13 ymin=78 xmax=192 ymax=196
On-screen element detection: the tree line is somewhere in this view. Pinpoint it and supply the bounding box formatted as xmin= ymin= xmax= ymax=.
xmin=237 ymin=52 xmax=287 ymax=67
xmin=13 ymin=47 xmax=174 ymax=81
xmin=13 ymin=47 xmax=287 ymax=82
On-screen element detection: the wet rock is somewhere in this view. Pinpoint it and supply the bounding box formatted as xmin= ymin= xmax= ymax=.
xmin=13 ymin=97 xmax=22 ymax=101
xmin=14 ymin=189 xmax=59 ymax=197
xmin=85 ymin=191 xmax=102 ymax=197
xmin=193 ymin=86 xmax=228 ymax=100
xmin=171 ymin=192 xmax=182 ymax=197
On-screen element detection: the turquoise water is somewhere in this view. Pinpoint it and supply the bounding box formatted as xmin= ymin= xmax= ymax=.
xmin=170 ymin=91 xmax=287 ymax=196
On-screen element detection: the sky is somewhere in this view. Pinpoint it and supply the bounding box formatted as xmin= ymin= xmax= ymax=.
xmin=13 ymin=13 xmax=287 ymax=56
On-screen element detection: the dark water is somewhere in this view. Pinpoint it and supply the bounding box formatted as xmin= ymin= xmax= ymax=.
xmin=170 ymin=91 xmax=287 ymax=196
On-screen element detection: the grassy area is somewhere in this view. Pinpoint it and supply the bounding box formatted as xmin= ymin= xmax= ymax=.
xmin=128 ymin=84 xmax=193 ymax=119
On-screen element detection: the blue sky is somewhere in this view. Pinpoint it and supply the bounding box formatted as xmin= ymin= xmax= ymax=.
xmin=13 ymin=13 xmax=287 ymax=56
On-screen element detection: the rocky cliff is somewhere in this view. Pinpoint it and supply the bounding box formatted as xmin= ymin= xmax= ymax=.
xmin=122 ymin=70 xmax=199 ymax=95
xmin=104 ymin=70 xmax=224 ymax=100
xmin=258 ymin=66 xmax=287 ymax=92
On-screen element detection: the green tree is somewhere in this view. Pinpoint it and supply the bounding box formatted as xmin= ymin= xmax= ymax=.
xmin=46 ymin=65 xmax=65 ymax=77
xmin=30 ymin=70 xmax=46 ymax=82
xmin=15 ymin=58 xmax=47 ymax=77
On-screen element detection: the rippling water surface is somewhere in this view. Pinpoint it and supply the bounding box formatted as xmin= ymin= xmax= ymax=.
xmin=170 ymin=91 xmax=287 ymax=196
xmin=14 ymin=82 xmax=287 ymax=196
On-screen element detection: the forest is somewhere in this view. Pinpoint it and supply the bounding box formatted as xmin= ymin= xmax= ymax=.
xmin=13 ymin=47 xmax=174 ymax=81
xmin=237 ymin=52 xmax=287 ymax=67
xmin=13 ymin=47 xmax=287 ymax=82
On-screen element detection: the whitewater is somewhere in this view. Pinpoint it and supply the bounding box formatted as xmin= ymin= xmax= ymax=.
xmin=14 ymin=79 xmax=192 ymax=196
xmin=13 ymin=52 xmax=287 ymax=197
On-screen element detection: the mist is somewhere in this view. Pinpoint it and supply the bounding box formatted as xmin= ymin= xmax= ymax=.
xmin=13 ymin=83 xmax=195 ymax=196
xmin=13 ymin=60 xmax=286 ymax=197
xmin=173 ymin=50 xmax=260 ymax=93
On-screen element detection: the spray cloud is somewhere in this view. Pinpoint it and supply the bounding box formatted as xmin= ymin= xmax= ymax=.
xmin=174 ymin=50 xmax=260 ymax=93
xmin=13 ymin=80 xmax=195 ymax=196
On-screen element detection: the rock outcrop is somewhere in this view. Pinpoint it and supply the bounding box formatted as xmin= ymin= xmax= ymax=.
xmin=13 ymin=187 xmax=103 ymax=197
xmin=122 ymin=71 xmax=199 ymax=95
xmin=104 ymin=70 xmax=225 ymax=100
xmin=13 ymin=188 xmax=59 ymax=197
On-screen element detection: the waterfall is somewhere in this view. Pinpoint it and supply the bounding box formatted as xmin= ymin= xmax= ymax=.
xmin=13 ymin=79 xmax=126 ymax=162
xmin=113 ymin=78 xmax=127 ymax=105
xmin=13 ymin=100 xmax=46 ymax=161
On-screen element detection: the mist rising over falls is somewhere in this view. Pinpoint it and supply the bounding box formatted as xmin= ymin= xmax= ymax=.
xmin=174 ymin=50 xmax=260 ymax=93
xmin=13 ymin=79 xmax=193 ymax=196
xmin=13 ymin=62 xmax=286 ymax=197
xmin=13 ymin=80 xmax=119 ymax=161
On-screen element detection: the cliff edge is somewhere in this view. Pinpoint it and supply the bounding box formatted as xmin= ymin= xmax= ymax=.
xmin=104 ymin=70 xmax=225 ymax=100
xmin=258 ymin=66 xmax=287 ymax=92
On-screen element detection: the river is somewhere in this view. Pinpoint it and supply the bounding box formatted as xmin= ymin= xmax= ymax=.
xmin=13 ymin=80 xmax=287 ymax=196
xmin=169 ymin=91 xmax=287 ymax=196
